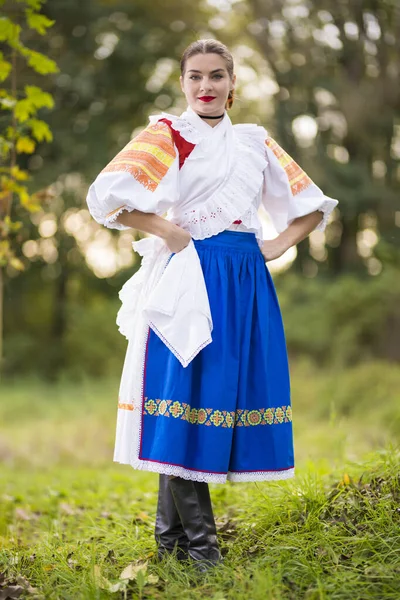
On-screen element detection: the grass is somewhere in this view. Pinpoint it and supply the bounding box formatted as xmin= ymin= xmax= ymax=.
xmin=1 ymin=363 xmax=400 ymax=599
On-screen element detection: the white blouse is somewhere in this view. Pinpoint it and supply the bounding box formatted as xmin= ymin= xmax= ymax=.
xmin=86 ymin=106 xmax=338 ymax=366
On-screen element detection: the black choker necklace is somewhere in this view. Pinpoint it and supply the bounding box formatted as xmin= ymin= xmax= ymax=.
xmin=197 ymin=112 xmax=225 ymax=119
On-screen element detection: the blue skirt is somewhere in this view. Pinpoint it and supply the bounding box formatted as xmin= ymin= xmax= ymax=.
xmin=139 ymin=230 xmax=294 ymax=483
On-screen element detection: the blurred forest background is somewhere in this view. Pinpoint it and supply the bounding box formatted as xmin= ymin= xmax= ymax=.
xmin=1 ymin=0 xmax=400 ymax=380
xmin=1 ymin=2 xmax=400 ymax=597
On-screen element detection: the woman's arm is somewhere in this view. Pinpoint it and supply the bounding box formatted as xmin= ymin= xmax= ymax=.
xmin=116 ymin=209 xmax=192 ymax=253
xmin=261 ymin=210 xmax=323 ymax=261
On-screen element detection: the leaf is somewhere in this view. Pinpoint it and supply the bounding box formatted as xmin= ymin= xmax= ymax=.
xmin=15 ymin=575 xmax=41 ymax=597
xmin=0 ymin=241 xmax=10 ymax=267
xmin=15 ymin=186 xmax=40 ymax=212
xmin=119 ymin=560 xmax=148 ymax=581
xmin=10 ymin=166 xmax=29 ymax=181
xmin=0 ymin=51 xmax=11 ymax=82
xmin=0 ymin=584 xmax=24 ymax=599
xmin=21 ymin=48 xmax=58 ymax=75
xmin=93 ymin=566 xmax=125 ymax=594
xmin=2 ymin=216 xmax=23 ymax=234
xmin=59 ymin=502 xmax=76 ymax=516
xmin=0 ymin=93 xmax=15 ymax=110
xmin=9 ymin=257 xmax=25 ymax=272
xmin=136 ymin=511 xmax=150 ymax=522
xmin=25 ymin=86 xmax=55 ymax=109
xmin=15 ymin=507 xmax=36 ymax=520
xmin=0 ymin=138 xmax=12 ymax=159
xmin=15 ymin=87 xmax=54 ymax=122
xmin=14 ymin=100 xmax=34 ymax=122
xmin=25 ymin=10 xmax=55 ymax=35
xmin=16 ymin=136 xmax=36 ymax=154
xmin=26 ymin=118 xmax=52 ymax=143
xmin=0 ymin=17 xmax=21 ymax=44
xmin=43 ymin=565 xmax=55 ymax=572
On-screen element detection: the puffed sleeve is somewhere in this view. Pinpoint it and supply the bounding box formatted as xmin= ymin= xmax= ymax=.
xmin=86 ymin=120 xmax=179 ymax=230
xmin=261 ymin=136 xmax=338 ymax=233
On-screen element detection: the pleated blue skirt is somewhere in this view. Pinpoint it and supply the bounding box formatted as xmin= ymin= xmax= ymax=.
xmin=139 ymin=230 xmax=294 ymax=483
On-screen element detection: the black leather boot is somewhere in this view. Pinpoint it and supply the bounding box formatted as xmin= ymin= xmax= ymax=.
xmin=154 ymin=474 xmax=189 ymax=561
xmin=168 ymin=476 xmax=222 ymax=572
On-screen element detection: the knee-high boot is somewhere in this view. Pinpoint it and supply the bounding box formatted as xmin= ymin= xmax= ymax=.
xmin=154 ymin=474 xmax=189 ymax=560
xmin=168 ymin=476 xmax=222 ymax=572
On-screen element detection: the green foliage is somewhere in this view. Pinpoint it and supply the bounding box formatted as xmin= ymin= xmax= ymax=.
xmin=276 ymin=267 xmax=400 ymax=366
xmin=0 ymin=51 xmax=12 ymax=82
xmin=241 ymin=0 xmax=400 ymax=274
xmin=0 ymin=17 xmax=20 ymax=45
xmin=26 ymin=9 xmax=55 ymax=35
xmin=19 ymin=47 xmax=58 ymax=75
xmin=26 ymin=117 xmax=52 ymax=142
xmin=0 ymin=0 xmax=57 ymax=374
xmin=14 ymin=86 xmax=55 ymax=122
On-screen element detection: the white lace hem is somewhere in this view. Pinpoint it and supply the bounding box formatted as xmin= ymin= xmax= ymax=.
xmin=104 ymin=205 xmax=135 ymax=230
xmin=114 ymin=452 xmax=295 ymax=484
xmin=228 ymin=468 xmax=295 ymax=482
xmin=315 ymin=198 xmax=338 ymax=232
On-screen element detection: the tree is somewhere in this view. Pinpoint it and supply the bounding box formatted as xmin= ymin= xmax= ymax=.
xmin=3 ymin=0 xmax=216 ymax=378
xmin=0 ymin=0 xmax=57 ymax=371
xmin=242 ymin=0 xmax=400 ymax=275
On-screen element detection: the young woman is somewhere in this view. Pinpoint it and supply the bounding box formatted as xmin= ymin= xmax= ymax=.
xmin=86 ymin=39 xmax=338 ymax=572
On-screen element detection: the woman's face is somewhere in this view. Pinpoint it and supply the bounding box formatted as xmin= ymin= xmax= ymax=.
xmin=180 ymin=53 xmax=235 ymax=116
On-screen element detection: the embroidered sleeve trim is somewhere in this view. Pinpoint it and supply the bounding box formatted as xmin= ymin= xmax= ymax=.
xmin=266 ymin=137 xmax=313 ymax=196
xmin=101 ymin=121 xmax=176 ymax=192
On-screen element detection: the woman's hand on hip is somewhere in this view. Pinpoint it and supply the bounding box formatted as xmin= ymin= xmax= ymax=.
xmin=162 ymin=223 xmax=192 ymax=254
xmin=261 ymin=238 xmax=289 ymax=262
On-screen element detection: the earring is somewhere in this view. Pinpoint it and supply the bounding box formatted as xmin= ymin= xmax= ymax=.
xmin=226 ymin=89 xmax=234 ymax=110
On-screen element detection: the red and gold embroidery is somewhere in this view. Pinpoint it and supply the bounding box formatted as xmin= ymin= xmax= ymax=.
xmin=102 ymin=121 xmax=176 ymax=192
xmin=136 ymin=398 xmax=292 ymax=427
xmin=266 ymin=137 xmax=313 ymax=196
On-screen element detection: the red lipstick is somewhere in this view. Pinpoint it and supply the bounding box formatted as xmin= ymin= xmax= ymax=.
xmin=198 ymin=96 xmax=216 ymax=102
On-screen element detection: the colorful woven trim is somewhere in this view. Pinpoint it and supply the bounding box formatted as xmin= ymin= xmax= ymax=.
xmin=117 ymin=398 xmax=293 ymax=428
xmin=101 ymin=121 xmax=176 ymax=192
xmin=266 ymin=137 xmax=313 ymax=196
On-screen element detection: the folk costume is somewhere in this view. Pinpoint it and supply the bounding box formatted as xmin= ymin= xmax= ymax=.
xmin=86 ymin=105 xmax=338 ymax=568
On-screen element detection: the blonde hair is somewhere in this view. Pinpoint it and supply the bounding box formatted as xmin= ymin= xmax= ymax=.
xmin=180 ymin=39 xmax=235 ymax=109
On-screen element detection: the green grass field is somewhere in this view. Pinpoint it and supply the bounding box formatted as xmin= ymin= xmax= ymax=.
xmin=1 ymin=362 xmax=399 ymax=599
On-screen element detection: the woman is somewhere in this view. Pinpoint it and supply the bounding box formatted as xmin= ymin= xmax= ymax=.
xmin=86 ymin=39 xmax=338 ymax=572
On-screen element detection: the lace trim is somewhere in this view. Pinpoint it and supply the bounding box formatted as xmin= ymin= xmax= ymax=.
xmin=174 ymin=137 xmax=267 ymax=241
xmin=148 ymin=112 xmax=203 ymax=145
xmin=116 ymin=456 xmax=229 ymax=483
xmin=315 ymin=198 xmax=338 ymax=232
xmin=227 ymin=204 xmax=264 ymax=246
xmin=228 ymin=468 xmax=295 ymax=482
xmin=113 ymin=449 xmax=295 ymax=484
xmin=233 ymin=123 xmax=268 ymax=156
xmin=104 ymin=205 xmax=135 ymax=230
xmin=149 ymin=319 xmax=212 ymax=368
